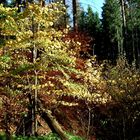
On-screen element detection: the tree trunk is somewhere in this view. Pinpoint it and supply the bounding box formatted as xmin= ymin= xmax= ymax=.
xmin=63 ymin=0 xmax=65 ymax=5
xmin=63 ymin=0 xmax=67 ymax=28
xmin=120 ymin=0 xmax=127 ymax=56
xmin=31 ymin=13 xmax=38 ymax=135
xmin=16 ymin=93 xmax=33 ymax=136
xmin=38 ymin=100 xmax=69 ymax=140
xmin=33 ymin=70 xmax=38 ymax=134
xmin=72 ymin=0 xmax=78 ymax=32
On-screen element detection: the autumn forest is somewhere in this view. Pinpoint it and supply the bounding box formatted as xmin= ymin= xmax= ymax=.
xmin=0 ymin=0 xmax=140 ymax=140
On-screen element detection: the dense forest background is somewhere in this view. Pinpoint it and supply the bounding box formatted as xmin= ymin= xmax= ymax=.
xmin=0 ymin=0 xmax=140 ymax=140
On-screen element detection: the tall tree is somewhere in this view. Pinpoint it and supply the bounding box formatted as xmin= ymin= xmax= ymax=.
xmin=102 ymin=0 xmax=123 ymax=62
xmin=86 ymin=6 xmax=101 ymax=36
xmin=77 ymin=8 xmax=86 ymax=31
xmin=72 ymin=0 xmax=78 ymax=31
xmin=0 ymin=2 xmax=95 ymax=138
xmin=120 ymin=0 xmax=127 ymax=54
xmin=125 ymin=0 xmax=140 ymax=67
xmin=77 ymin=5 xmax=102 ymax=57
xmin=0 ymin=3 xmax=72 ymax=138
xmin=86 ymin=6 xmax=101 ymax=56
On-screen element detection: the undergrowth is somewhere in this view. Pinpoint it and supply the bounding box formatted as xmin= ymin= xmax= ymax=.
xmin=0 ymin=133 xmax=84 ymax=140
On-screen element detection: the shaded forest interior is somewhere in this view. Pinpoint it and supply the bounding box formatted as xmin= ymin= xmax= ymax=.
xmin=0 ymin=0 xmax=140 ymax=140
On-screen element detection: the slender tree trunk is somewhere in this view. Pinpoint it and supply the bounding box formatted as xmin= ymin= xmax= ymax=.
xmin=123 ymin=116 xmax=126 ymax=140
xmin=135 ymin=28 xmax=140 ymax=68
xmin=23 ymin=117 xmax=26 ymax=136
xmin=120 ymin=0 xmax=127 ymax=56
xmin=34 ymin=70 xmax=38 ymax=134
xmin=87 ymin=108 xmax=91 ymax=139
xmin=132 ymin=29 xmax=135 ymax=64
xmin=117 ymin=28 xmax=121 ymax=56
xmin=63 ymin=0 xmax=65 ymax=5
xmin=31 ymin=13 xmax=38 ymax=135
xmin=63 ymin=0 xmax=67 ymax=28
xmin=72 ymin=0 xmax=78 ymax=32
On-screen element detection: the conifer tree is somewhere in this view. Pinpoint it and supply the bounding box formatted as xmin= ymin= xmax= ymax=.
xmin=102 ymin=0 xmax=123 ymax=62
xmin=77 ymin=6 xmax=101 ymax=57
xmin=77 ymin=8 xmax=86 ymax=32
xmin=125 ymin=0 xmax=140 ymax=67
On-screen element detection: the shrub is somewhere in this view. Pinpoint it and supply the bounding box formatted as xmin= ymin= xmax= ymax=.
xmin=95 ymin=57 xmax=140 ymax=140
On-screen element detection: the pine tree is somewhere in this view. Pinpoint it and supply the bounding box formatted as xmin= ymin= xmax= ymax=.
xmin=77 ymin=8 xmax=86 ymax=31
xmin=125 ymin=0 xmax=140 ymax=67
xmin=86 ymin=6 xmax=101 ymax=56
xmin=102 ymin=0 xmax=123 ymax=62
xmin=77 ymin=5 xmax=102 ymax=57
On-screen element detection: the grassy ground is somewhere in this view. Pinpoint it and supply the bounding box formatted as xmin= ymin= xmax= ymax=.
xmin=0 ymin=132 xmax=84 ymax=140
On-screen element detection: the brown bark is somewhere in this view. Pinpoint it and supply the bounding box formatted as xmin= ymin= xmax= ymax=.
xmin=39 ymin=109 xmax=69 ymax=140
xmin=37 ymin=99 xmax=68 ymax=140
xmin=120 ymin=0 xmax=127 ymax=55
xmin=72 ymin=0 xmax=78 ymax=32
xmin=63 ymin=0 xmax=65 ymax=5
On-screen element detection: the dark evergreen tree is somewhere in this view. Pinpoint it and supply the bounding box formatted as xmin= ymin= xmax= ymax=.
xmin=77 ymin=5 xmax=102 ymax=57
xmin=86 ymin=7 xmax=102 ymax=57
xmin=77 ymin=8 xmax=86 ymax=32
xmin=125 ymin=0 xmax=140 ymax=67
xmin=87 ymin=6 xmax=101 ymax=34
xmin=102 ymin=0 xmax=123 ymax=63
